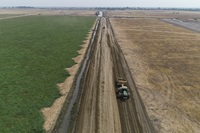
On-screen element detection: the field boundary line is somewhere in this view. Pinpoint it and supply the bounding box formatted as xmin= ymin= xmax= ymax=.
xmin=0 ymin=14 xmax=35 ymax=20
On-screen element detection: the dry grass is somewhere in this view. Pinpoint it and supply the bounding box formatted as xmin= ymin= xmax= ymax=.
xmin=108 ymin=10 xmax=200 ymax=20
xmin=111 ymin=17 xmax=200 ymax=132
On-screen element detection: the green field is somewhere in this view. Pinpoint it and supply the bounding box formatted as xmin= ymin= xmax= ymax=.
xmin=0 ymin=15 xmax=95 ymax=132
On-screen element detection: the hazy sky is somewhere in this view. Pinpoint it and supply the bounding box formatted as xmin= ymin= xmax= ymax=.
xmin=1 ymin=0 xmax=200 ymax=8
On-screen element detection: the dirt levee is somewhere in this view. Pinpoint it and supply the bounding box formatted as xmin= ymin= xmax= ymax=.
xmin=110 ymin=17 xmax=200 ymax=132
xmin=74 ymin=17 xmax=122 ymax=133
xmin=73 ymin=16 xmax=155 ymax=132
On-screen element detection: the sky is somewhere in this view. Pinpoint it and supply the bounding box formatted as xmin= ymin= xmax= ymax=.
xmin=0 ymin=0 xmax=200 ymax=8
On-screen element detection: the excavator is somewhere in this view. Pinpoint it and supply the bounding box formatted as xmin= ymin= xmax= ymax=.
xmin=116 ymin=78 xmax=130 ymax=100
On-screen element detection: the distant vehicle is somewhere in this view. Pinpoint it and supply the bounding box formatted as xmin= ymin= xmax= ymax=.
xmin=116 ymin=78 xmax=130 ymax=100
xmin=102 ymin=26 xmax=105 ymax=29
xmin=98 ymin=11 xmax=103 ymax=17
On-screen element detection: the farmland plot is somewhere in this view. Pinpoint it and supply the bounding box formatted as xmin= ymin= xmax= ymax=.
xmin=0 ymin=15 xmax=95 ymax=132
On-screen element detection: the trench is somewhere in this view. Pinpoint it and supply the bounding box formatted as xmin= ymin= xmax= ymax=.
xmin=57 ymin=18 xmax=100 ymax=133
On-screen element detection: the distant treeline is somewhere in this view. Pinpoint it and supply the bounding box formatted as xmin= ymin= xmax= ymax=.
xmin=1 ymin=6 xmax=200 ymax=11
xmin=96 ymin=7 xmax=200 ymax=11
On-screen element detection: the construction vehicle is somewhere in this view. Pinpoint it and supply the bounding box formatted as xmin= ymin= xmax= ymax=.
xmin=116 ymin=78 xmax=130 ymax=100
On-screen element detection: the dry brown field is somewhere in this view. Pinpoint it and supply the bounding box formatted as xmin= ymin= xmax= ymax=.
xmin=107 ymin=10 xmax=200 ymax=20
xmin=110 ymin=11 xmax=200 ymax=132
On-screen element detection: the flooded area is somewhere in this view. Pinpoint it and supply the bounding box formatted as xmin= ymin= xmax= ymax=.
xmin=162 ymin=18 xmax=200 ymax=33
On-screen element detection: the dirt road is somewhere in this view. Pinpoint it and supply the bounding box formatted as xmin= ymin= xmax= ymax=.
xmin=73 ymin=17 xmax=155 ymax=133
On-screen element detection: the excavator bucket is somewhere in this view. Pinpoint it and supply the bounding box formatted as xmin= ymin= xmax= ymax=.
xmin=116 ymin=78 xmax=127 ymax=86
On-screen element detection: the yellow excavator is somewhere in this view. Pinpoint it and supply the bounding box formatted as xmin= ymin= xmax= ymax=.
xmin=116 ymin=78 xmax=130 ymax=100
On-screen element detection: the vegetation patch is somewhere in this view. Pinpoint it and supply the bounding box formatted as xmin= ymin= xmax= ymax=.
xmin=0 ymin=15 xmax=95 ymax=133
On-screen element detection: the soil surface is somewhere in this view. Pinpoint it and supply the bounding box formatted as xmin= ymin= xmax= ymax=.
xmin=110 ymin=15 xmax=200 ymax=132
xmin=73 ymin=17 xmax=154 ymax=133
